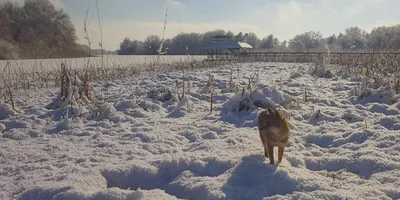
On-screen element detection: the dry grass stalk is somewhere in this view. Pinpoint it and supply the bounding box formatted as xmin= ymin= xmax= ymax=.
xmin=210 ymin=87 xmax=214 ymax=114
xmin=181 ymin=70 xmax=185 ymax=99
xmin=175 ymin=79 xmax=180 ymax=100
xmin=46 ymin=62 xmax=90 ymax=110
xmin=302 ymin=86 xmax=309 ymax=102
xmin=229 ymin=69 xmax=234 ymax=88
xmin=1 ymin=61 xmax=15 ymax=111
xmin=83 ymin=70 xmax=90 ymax=100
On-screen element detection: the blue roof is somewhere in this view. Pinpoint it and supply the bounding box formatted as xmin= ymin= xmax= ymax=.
xmin=205 ymin=42 xmax=253 ymax=50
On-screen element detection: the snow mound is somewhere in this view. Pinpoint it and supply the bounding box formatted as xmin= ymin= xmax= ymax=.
xmin=95 ymin=103 xmax=130 ymax=123
xmin=367 ymin=103 xmax=399 ymax=115
xmin=40 ymin=105 xmax=89 ymax=121
xmin=167 ymin=96 xmax=194 ymax=118
xmin=114 ymin=99 xmax=162 ymax=118
xmin=0 ymin=123 xmax=5 ymax=133
xmin=102 ymin=156 xmax=235 ymax=200
xmin=0 ymin=102 xmax=17 ymax=120
xmin=147 ymin=87 xmax=176 ymax=103
xmin=222 ymin=85 xmax=292 ymax=114
xmin=222 ymin=155 xmax=299 ymax=199
xmin=2 ymin=128 xmax=31 ymax=140
xmin=218 ymin=83 xmax=293 ymax=128
xmin=349 ymin=84 xmax=397 ymax=105
xmin=305 ymin=154 xmax=397 ymax=179
xmin=198 ymin=74 xmax=214 ymax=94
xmin=221 ymin=84 xmax=238 ymax=93
xmin=18 ymin=186 xmax=179 ymax=200
xmin=376 ymin=116 xmax=400 ymax=130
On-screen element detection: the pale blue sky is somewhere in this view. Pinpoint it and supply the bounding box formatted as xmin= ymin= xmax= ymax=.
xmin=4 ymin=0 xmax=400 ymax=50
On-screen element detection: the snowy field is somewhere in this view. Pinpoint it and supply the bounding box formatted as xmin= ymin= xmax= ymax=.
xmin=1 ymin=62 xmax=400 ymax=200
xmin=0 ymin=55 xmax=206 ymax=72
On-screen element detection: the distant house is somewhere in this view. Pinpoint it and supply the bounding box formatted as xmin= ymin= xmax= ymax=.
xmin=204 ymin=35 xmax=253 ymax=60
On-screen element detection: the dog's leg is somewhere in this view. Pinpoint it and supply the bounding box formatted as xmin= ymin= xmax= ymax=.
xmin=260 ymin=132 xmax=269 ymax=158
xmin=267 ymin=142 xmax=274 ymax=164
xmin=278 ymin=146 xmax=285 ymax=164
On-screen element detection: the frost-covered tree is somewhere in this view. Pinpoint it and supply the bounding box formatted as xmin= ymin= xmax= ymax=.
xmin=288 ymin=31 xmax=323 ymax=51
xmin=143 ymin=35 xmax=161 ymax=55
xmin=0 ymin=0 xmax=84 ymax=59
xmin=116 ymin=24 xmax=400 ymax=55
xmin=325 ymin=34 xmax=337 ymax=46
xmin=368 ymin=25 xmax=400 ymax=50
xmin=258 ymin=34 xmax=279 ymax=49
xmin=335 ymin=27 xmax=368 ymax=50
xmin=240 ymin=32 xmax=259 ymax=48
xmin=0 ymin=2 xmax=21 ymax=42
xmin=280 ymin=40 xmax=287 ymax=48
xmin=117 ymin=29 xmax=260 ymax=55
xmin=169 ymin=32 xmax=202 ymax=55
xmin=0 ymin=2 xmax=22 ymax=59
xmin=19 ymin=0 xmax=78 ymax=55
xmin=117 ymin=38 xmax=144 ymax=55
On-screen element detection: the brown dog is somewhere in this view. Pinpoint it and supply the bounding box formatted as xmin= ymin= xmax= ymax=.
xmin=258 ymin=108 xmax=290 ymax=164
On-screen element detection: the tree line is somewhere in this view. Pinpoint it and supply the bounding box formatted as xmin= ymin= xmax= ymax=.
xmin=118 ymin=25 xmax=400 ymax=55
xmin=0 ymin=0 xmax=85 ymax=60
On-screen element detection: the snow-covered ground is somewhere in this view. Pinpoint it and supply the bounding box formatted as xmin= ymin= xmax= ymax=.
xmin=1 ymin=62 xmax=399 ymax=200
xmin=0 ymin=55 xmax=206 ymax=72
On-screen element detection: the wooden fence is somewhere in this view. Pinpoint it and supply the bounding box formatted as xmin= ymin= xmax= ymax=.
xmin=205 ymin=51 xmax=400 ymax=64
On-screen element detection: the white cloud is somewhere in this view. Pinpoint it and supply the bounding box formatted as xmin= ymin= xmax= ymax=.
xmin=167 ymin=0 xmax=182 ymax=8
xmin=49 ymin=0 xmax=63 ymax=9
xmin=69 ymin=0 xmax=400 ymax=50
xmin=365 ymin=19 xmax=399 ymax=32
xmin=252 ymin=0 xmax=400 ymax=41
xmin=276 ymin=1 xmax=304 ymax=24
